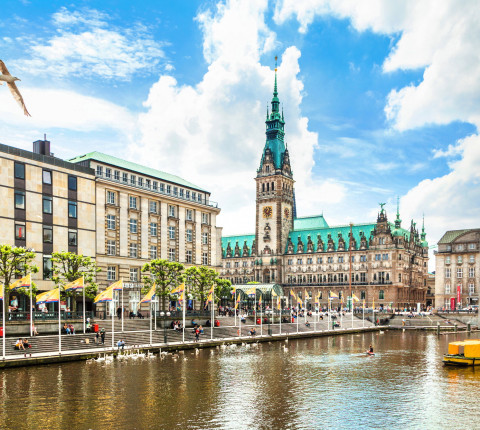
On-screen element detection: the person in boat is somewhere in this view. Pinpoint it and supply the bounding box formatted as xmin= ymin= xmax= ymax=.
xmin=368 ymin=345 xmax=374 ymax=354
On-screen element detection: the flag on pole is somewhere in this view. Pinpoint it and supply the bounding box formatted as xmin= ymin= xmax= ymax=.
xmin=259 ymin=295 xmax=262 ymax=306
xmin=64 ymin=277 xmax=84 ymax=291
xmin=110 ymin=280 xmax=124 ymax=290
xmin=171 ymin=283 xmax=185 ymax=295
xmin=352 ymin=293 xmax=360 ymax=302
xmin=234 ymin=292 xmax=241 ymax=310
xmin=297 ymin=295 xmax=303 ymax=306
xmin=329 ymin=291 xmax=338 ymax=299
xmin=94 ymin=285 xmax=115 ymax=303
xmin=36 ymin=288 xmax=60 ymax=304
xmin=0 ymin=283 xmax=4 ymax=301
xmin=206 ymin=292 xmax=213 ymax=303
xmin=10 ymin=274 xmax=31 ymax=290
xmin=277 ymin=295 xmax=281 ymax=310
xmin=314 ymin=293 xmax=319 ymax=306
xmin=140 ymin=283 xmax=156 ymax=304
xmin=290 ymin=289 xmax=297 ymax=300
xmin=272 ymin=289 xmax=277 ymax=297
xmin=178 ymin=290 xmax=185 ymax=305
xmin=304 ymin=291 xmax=310 ymax=301
xmin=231 ymin=286 xmax=236 ymax=296
xmin=362 ymin=299 xmax=365 ymax=309
xmin=372 ymin=297 xmax=375 ymax=310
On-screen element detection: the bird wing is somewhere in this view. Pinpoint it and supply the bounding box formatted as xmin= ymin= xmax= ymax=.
xmin=7 ymin=81 xmax=31 ymax=116
xmin=0 ymin=60 xmax=12 ymax=76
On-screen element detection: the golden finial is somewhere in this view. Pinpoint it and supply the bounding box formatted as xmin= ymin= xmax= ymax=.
xmin=275 ymin=56 xmax=278 ymax=72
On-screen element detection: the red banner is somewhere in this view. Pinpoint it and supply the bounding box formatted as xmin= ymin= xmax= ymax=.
xmin=450 ymin=297 xmax=456 ymax=310
xmin=457 ymin=285 xmax=461 ymax=308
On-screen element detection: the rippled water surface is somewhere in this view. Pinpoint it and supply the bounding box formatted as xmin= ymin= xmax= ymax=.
xmin=1 ymin=331 xmax=480 ymax=430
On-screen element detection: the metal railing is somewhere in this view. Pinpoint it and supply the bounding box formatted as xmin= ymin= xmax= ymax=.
xmin=5 ymin=311 xmax=94 ymax=321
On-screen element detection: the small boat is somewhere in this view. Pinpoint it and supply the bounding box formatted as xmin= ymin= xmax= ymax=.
xmin=366 ymin=351 xmax=375 ymax=356
xmin=443 ymin=340 xmax=480 ymax=366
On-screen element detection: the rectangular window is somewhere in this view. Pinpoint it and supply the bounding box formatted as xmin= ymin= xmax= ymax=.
xmin=160 ymin=183 xmax=165 ymax=192
xmin=202 ymin=252 xmax=208 ymax=265
xmin=469 ymin=284 xmax=475 ymax=295
xmin=68 ymin=230 xmax=77 ymax=246
xmin=150 ymin=222 xmax=157 ymax=236
xmin=130 ymin=268 xmax=139 ymax=282
xmin=122 ymin=173 xmax=128 ymax=183
xmin=469 ymin=268 xmax=475 ymax=278
xmin=360 ymin=273 xmax=366 ymax=283
xmin=379 ymin=290 xmax=385 ymax=300
xmin=186 ymin=250 xmax=192 ymax=264
xmin=129 ymin=218 xmax=138 ymax=234
xmin=186 ymin=190 xmax=190 ymax=199
xmin=169 ymin=248 xmax=175 ymax=261
xmin=107 ymin=214 xmax=116 ymax=230
xmin=242 ymin=261 xmax=247 ymax=267
xmin=186 ymin=209 xmax=193 ymax=221
xmin=446 ymin=256 xmax=451 ymax=264
xmin=202 ymin=232 xmax=208 ymax=245
xmin=138 ymin=177 xmax=143 ymax=187
xmin=68 ymin=175 xmax=77 ymax=191
xmin=43 ymin=257 xmax=53 ymax=280
xmin=192 ymin=192 xmax=196 ymax=201
xmin=166 ymin=185 xmax=171 ymax=194
xmin=382 ymin=253 xmax=389 ymax=260
xmin=338 ymin=256 xmax=344 ymax=263
xmin=68 ymin=201 xmax=77 ymax=218
xmin=153 ymin=181 xmax=158 ymax=191
xmin=107 ymin=191 xmax=116 ymax=205
xmin=186 ymin=229 xmax=192 ymax=242
xmin=180 ymin=189 xmax=184 ymax=197
xmin=445 ymin=268 xmax=451 ymax=279
xmin=150 ymin=246 xmax=157 ymax=259
xmin=169 ymin=205 xmax=175 ymax=217
xmin=198 ymin=194 xmax=202 ymax=202
xmin=469 ymin=255 xmax=475 ymax=264
xmin=129 ymin=196 xmax=137 ymax=209
xmin=288 ymin=259 xmax=293 ymax=265
xmin=43 ymin=226 xmax=52 ymax=243
xmin=168 ymin=226 xmax=176 ymax=239
xmin=361 ymin=290 xmax=366 ymax=300
xmin=468 ymin=243 xmax=476 ymax=250
xmin=42 ymin=170 xmax=52 ymax=184
xmin=379 ymin=238 xmax=385 ymax=245
xmin=114 ymin=170 xmax=120 ymax=181
xmin=14 ymin=162 xmax=25 ymax=179
xmin=105 ymin=168 xmax=111 ymax=179
xmin=149 ymin=201 xmax=157 ymax=213
xmin=107 ymin=266 xmax=117 ymax=281
xmin=234 ymin=262 xmax=239 ymax=268
xmin=445 ymin=284 xmax=451 ymax=294
xmin=173 ymin=187 xmax=178 ymax=196
xmin=202 ymin=213 xmax=209 ymax=224
xmin=107 ymin=240 xmax=116 ymax=256
xmin=458 ymin=256 xmax=463 ymax=264
xmin=398 ymin=273 xmax=402 ymax=282
xmin=15 ymin=224 xmax=26 ymax=240
xmin=307 ymin=257 xmax=313 ymax=264
xmin=43 ymin=196 xmax=53 ymax=214
xmin=375 ymin=254 xmax=381 ymax=261
xmin=327 ymin=257 xmax=333 ymax=264
xmin=297 ymin=259 xmax=302 ymax=265
xmin=146 ymin=179 xmax=151 ymax=189
xmin=457 ymin=268 xmax=463 ymax=278
xmin=15 ymin=191 xmax=25 ymax=209
xmin=129 ymin=243 xmax=138 ymax=258
xmin=457 ymin=245 xmax=464 ymax=251
xmin=360 ymin=255 xmax=367 ymax=262
xmin=317 ymin=257 xmax=322 ymax=263
xmin=96 ymin=165 xmax=103 ymax=176
xmin=130 ymin=175 xmax=136 ymax=185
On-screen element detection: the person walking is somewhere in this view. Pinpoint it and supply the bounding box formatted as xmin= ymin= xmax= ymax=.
xmin=100 ymin=328 xmax=106 ymax=345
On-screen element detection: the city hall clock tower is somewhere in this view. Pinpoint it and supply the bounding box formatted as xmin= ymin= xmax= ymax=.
xmin=255 ymin=59 xmax=294 ymax=283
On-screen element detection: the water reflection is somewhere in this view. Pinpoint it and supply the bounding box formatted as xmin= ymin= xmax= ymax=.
xmin=1 ymin=332 xmax=480 ymax=429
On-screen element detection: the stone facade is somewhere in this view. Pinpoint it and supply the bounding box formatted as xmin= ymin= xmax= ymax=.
xmin=434 ymin=229 xmax=480 ymax=309
xmin=220 ymin=71 xmax=429 ymax=309
xmin=0 ymin=140 xmax=96 ymax=295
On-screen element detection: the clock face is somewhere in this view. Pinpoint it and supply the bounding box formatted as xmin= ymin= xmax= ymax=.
xmin=263 ymin=206 xmax=273 ymax=218
xmin=284 ymin=208 xmax=290 ymax=219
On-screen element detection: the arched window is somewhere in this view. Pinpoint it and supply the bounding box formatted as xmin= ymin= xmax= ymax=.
xmin=373 ymin=273 xmax=377 ymax=281
xmin=262 ymin=183 xmax=265 ymax=192
xmin=267 ymin=183 xmax=270 ymax=191
xmin=271 ymin=182 xmax=275 ymax=191
xmin=379 ymin=290 xmax=384 ymax=300
xmin=334 ymin=275 xmax=337 ymax=282
xmin=266 ymin=165 xmax=270 ymax=173
xmin=386 ymin=273 xmax=390 ymax=281
xmin=355 ymin=274 xmax=359 ymax=281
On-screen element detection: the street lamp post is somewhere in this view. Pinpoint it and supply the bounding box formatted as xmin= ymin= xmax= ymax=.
xmin=160 ymin=311 xmax=171 ymax=344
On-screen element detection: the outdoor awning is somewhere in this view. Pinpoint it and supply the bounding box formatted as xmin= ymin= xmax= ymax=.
xmin=234 ymin=283 xmax=284 ymax=297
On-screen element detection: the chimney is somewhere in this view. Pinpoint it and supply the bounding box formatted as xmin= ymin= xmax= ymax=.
xmin=33 ymin=134 xmax=51 ymax=156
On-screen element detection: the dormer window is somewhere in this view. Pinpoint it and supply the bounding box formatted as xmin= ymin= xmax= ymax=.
xmin=266 ymin=165 xmax=270 ymax=173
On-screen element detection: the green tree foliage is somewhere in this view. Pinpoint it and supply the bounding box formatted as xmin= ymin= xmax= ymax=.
xmin=215 ymin=278 xmax=233 ymax=303
xmin=0 ymin=245 xmax=38 ymax=313
xmin=51 ymin=252 xmax=100 ymax=311
xmin=185 ymin=266 xmax=231 ymax=305
xmin=142 ymin=259 xmax=184 ymax=310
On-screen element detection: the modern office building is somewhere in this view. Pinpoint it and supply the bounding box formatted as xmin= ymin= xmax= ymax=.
xmin=69 ymin=152 xmax=222 ymax=314
xmin=434 ymin=229 xmax=479 ymax=309
xmin=0 ymin=139 xmax=96 ymax=309
xmin=220 ymin=69 xmax=430 ymax=309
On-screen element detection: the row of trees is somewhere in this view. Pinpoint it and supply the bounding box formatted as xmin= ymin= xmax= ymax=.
xmin=142 ymin=260 xmax=232 ymax=310
xmin=0 ymin=245 xmax=232 ymax=313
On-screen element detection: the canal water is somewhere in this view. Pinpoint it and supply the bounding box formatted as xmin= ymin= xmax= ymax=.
xmin=1 ymin=331 xmax=479 ymax=430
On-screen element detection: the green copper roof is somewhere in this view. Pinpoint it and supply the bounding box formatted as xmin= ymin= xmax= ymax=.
xmin=294 ymin=215 xmax=329 ymax=230
xmin=69 ymin=151 xmax=208 ymax=193
xmin=286 ymin=223 xmax=377 ymax=253
xmin=222 ymin=234 xmax=255 ymax=258
xmin=438 ymin=229 xmax=473 ymax=244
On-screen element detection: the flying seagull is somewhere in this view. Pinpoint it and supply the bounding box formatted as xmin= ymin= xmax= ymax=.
xmin=0 ymin=60 xmax=31 ymax=116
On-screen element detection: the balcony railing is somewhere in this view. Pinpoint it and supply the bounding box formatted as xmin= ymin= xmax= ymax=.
xmin=98 ymin=172 xmax=219 ymax=208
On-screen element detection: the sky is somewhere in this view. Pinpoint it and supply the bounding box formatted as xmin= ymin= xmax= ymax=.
xmin=1 ymin=0 xmax=479 ymax=271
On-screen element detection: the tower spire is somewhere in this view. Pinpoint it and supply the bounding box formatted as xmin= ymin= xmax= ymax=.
xmin=274 ymin=56 xmax=278 ymax=98
xmin=394 ymin=196 xmax=402 ymax=229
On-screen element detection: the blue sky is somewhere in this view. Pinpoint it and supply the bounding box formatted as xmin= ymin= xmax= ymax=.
xmin=1 ymin=0 xmax=479 ymax=266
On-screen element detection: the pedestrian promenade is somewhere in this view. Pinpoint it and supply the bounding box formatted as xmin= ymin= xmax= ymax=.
xmin=0 ymin=313 xmax=377 ymax=368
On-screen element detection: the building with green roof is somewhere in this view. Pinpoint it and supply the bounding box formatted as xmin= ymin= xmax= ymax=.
xmin=220 ymin=64 xmax=429 ymax=309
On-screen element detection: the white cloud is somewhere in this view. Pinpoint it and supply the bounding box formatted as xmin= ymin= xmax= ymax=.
xmin=275 ymin=0 xmax=480 ymax=258
xmin=131 ymin=0 xmax=345 ymax=235
xmin=14 ymin=7 xmax=165 ymax=80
